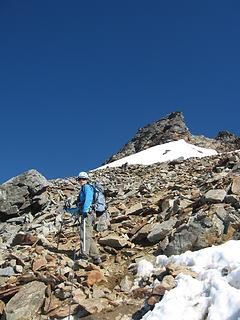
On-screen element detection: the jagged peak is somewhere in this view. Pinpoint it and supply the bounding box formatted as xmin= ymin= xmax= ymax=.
xmin=104 ymin=111 xmax=240 ymax=165
xmin=104 ymin=111 xmax=191 ymax=164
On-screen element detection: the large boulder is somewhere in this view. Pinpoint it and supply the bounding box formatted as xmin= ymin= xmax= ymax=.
xmin=0 ymin=170 xmax=50 ymax=221
xmin=99 ymin=234 xmax=129 ymax=248
xmin=147 ymin=218 xmax=177 ymax=244
xmin=4 ymin=281 xmax=46 ymax=320
xmin=204 ymin=189 xmax=227 ymax=204
xmin=163 ymin=218 xmax=226 ymax=256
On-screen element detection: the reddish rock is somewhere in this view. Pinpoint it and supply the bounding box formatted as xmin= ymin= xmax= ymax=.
xmin=45 ymin=254 xmax=55 ymax=262
xmin=147 ymin=295 xmax=160 ymax=306
xmin=35 ymin=246 xmax=44 ymax=254
xmin=132 ymin=287 xmax=152 ymax=299
xmin=128 ymin=219 xmax=148 ymax=237
xmin=152 ymin=284 xmax=166 ymax=296
xmin=32 ymin=257 xmax=47 ymax=272
xmin=12 ymin=233 xmax=38 ymax=246
xmin=86 ymin=270 xmax=105 ymax=286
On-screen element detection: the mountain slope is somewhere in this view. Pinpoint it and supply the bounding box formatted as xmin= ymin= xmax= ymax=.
xmin=1 ymin=112 xmax=240 ymax=319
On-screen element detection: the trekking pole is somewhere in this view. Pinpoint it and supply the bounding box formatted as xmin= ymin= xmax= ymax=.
xmin=56 ymin=221 xmax=63 ymax=251
xmin=83 ymin=217 xmax=86 ymax=253
xmin=67 ymin=217 xmax=80 ymax=320
xmin=58 ymin=198 xmax=76 ymax=250
xmin=56 ymin=209 xmax=66 ymax=250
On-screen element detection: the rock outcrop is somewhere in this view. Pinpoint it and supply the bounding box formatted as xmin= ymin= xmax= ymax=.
xmin=104 ymin=111 xmax=190 ymax=163
xmin=104 ymin=111 xmax=240 ymax=164
xmin=0 ymin=169 xmax=49 ymax=221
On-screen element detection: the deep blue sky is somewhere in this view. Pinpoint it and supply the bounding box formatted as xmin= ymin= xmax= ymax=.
xmin=1 ymin=1 xmax=240 ymax=183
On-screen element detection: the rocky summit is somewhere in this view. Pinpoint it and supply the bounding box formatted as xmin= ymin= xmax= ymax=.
xmin=1 ymin=111 xmax=240 ymax=319
xmin=104 ymin=111 xmax=240 ymax=164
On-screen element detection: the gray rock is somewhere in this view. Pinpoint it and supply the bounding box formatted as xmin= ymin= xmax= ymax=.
xmin=6 ymin=216 xmax=26 ymax=224
xmin=164 ymin=223 xmax=202 ymax=256
xmin=225 ymin=195 xmax=240 ymax=208
xmin=76 ymin=297 xmax=110 ymax=316
xmin=204 ymin=189 xmax=227 ymax=203
xmin=15 ymin=265 xmax=23 ymax=273
xmin=0 ymin=170 xmax=49 ymax=220
xmin=131 ymin=223 xmax=153 ymax=243
xmin=147 ymin=218 xmax=177 ymax=244
xmin=0 ymin=276 xmax=7 ymax=285
xmin=176 ymin=198 xmax=193 ymax=210
xmin=0 ymin=266 xmax=15 ymax=276
xmin=201 ymin=217 xmax=213 ymax=228
xmin=164 ymin=233 xmax=193 ymax=256
xmin=212 ymin=214 xmax=225 ymax=236
xmin=3 ymin=169 xmax=49 ymax=194
xmin=232 ymin=162 xmax=240 ymax=174
xmin=92 ymin=287 xmax=107 ymax=299
xmin=228 ymin=212 xmax=240 ymax=226
xmin=119 ymin=275 xmax=133 ymax=292
xmin=5 ymin=281 xmax=46 ymax=320
xmin=231 ymin=176 xmax=240 ymax=194
xmin=99 ymin=234 xmax=129 ymax=248
xmin=212 ymin=204 xmax=228 ymax=222
xmin=0 ymin=224 xmax=21 ymax=247
xmin=125 ymin=203 xmax=143 ymax=215
xmin=0 ymin=188 xmax=7 ymax=201
xmin=161 ymin=198 xmax=174 ymax=212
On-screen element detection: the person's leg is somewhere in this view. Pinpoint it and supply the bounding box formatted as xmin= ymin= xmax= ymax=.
xmin=88 ymin=211 xmax=101 ymax=263
xmin=80 ymin=213 xmax=100 ymax=261
xmin=80 ymin=215 xmax=92 ymax=258
xmin=89 ymin=220 xmax=99 ymax=258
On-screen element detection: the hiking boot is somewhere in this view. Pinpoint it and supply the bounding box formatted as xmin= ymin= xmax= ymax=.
xmin=92 ymin=256 xmax=102 ymax=265
xmin=100 ymin=254 xmax=107 ymax=262
xmin=74 ymin=257 xmax=89 ymax=270
xmin=78 ymin=253 xmax=90 ymax=262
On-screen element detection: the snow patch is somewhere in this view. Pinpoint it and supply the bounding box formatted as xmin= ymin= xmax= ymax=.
xmin=94 ymin=139 xmax=217 ymax=170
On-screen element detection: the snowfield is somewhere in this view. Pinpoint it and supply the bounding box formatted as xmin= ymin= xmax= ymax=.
xmin=95 ymin=139 xmax=217 ymax=169
xmin=137 ymin=240 xmax=240 ymax=320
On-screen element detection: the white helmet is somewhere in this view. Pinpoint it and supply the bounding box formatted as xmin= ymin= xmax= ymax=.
xmin=78 ymin=171 xmax=89 ymax=179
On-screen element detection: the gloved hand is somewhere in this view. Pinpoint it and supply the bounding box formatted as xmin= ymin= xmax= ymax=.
xmin=65 ymin=207 xmax=79 ymax=215
xmin=82 ymin=211 xmax=88 ymax=219
xmin=64 ymin=199 xmax=71 ymax=209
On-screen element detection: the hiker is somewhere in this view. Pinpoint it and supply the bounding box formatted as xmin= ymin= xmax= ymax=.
xmin=66 ymin=171 xmax=102 ymax=265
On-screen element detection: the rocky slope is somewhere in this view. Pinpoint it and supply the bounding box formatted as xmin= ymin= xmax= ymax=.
xmin=0 ymin=113 xmax=240 ymax=319
xmin=104 ymin=111 xmax=240 ymax=164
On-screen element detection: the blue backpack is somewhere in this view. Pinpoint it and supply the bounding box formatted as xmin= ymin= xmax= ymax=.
xmin=91 ymin=183 xmax=106 ymax=215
